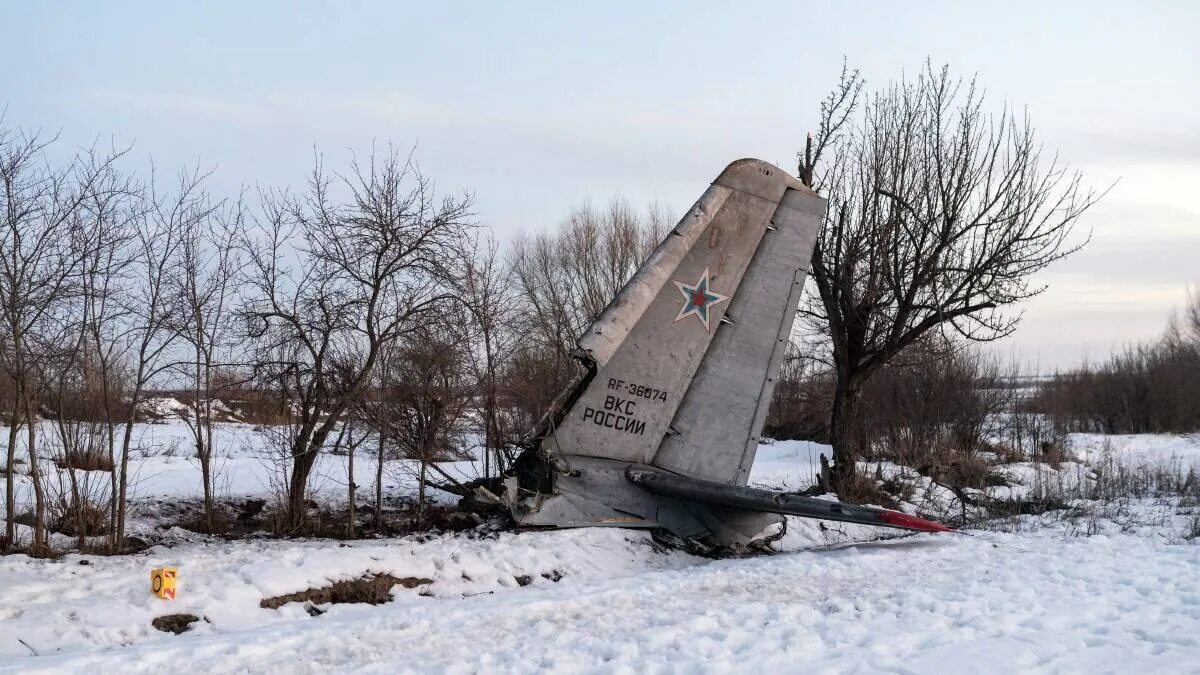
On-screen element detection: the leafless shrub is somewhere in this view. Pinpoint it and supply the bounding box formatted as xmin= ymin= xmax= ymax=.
xmin=978 ymin=439 xmax=1200 ymax=538
xmin=159 ymin=438 xmax=182 ymax=459
xmin=857 ymin=340 xmax=1010 ymax=468
xmin=834 ymin=470 xmax=901 ymax=509
xmin=50 ymin=496 xmax=108 ymax=539
xmin=55 ymin=447 xmax=114 ymax=473
xmin=44 ymin=425 xmax=113 ymax=548
xmin=1031 ymin=291 xmax=1200 ymax=434
xmin=1186 ymin=511 xmax=1200 ymax=541
xmin=1087 ymin=445 xmax=1197 ymax=503
xmin=993 ymin=408 xmax=1071 ymax=464
xmin=767 ymin=332 xmax=1059 ymax=499
xmin=376 ymin=312 xmax=477 ymax=525
xmin=765 ymin=343 xmax=834 ymax=442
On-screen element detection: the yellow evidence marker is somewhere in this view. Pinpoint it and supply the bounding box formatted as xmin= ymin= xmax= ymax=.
xmin=151 ymin=568 xmax=178 ymax=600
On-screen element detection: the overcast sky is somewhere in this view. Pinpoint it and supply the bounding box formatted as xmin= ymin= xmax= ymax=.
xmin=4 ymin=1 xmax=1197 ymax=369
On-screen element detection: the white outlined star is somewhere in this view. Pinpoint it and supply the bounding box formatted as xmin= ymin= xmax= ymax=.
xmin=672 ymin=267 xmax=729 ymax=331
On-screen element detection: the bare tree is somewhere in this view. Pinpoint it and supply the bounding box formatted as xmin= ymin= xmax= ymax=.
xmin=241 ymin=147 xmax=474 ymax=531
xmin=174 ymin=185 xmax=242 ymax=532
xmin=464 ymin=234 xmax=519 ymax=475
xmin=45 ymin=166 xmax=139 ymax=549
xmin=1188 ymin=287 xmax=1200 ymax=346
xmin=0 ymin=123 xmax=127 ymax=551
xmin=353 ymin=341 xmax=396 ymax=532
xmin=796 ymin=62 xmax=1103 ymax=492
xmin=70 ymin=155 xmax=139 ymax=549
xmin=380 ymin=312 xmax=476 ymax=526
xmin=1166 ymin=285 xmax=1200 ymax=350
xmin=510 ymin=199 xmax=667 ymax=354
xmin=112 ymin=170 xmax=196 ymax=546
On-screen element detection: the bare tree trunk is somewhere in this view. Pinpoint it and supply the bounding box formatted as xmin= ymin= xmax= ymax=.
xmin=286 ymin=421 xmax=329 ymax=532
xmin=116 ymin=417 xmax=133 ymax=546
xmin=374 ymin=429 xmax=385 ymax=531
xmin=483 ymin=329 xmax=499 ymax=476
xmin=188 ymin=329 xmax=215 ymax=532
xmin=68 ymin=466 xmax=84 ymax=550
xmin=346 ymin=425 xmax=356 ymax=539
xmin=417 ymin=454 xmax=426 ymax=530
xmin=103 ymin=387 xmax=117 ymax=551
xmin=4 ymin=401 xmax=21 ymax=549
xmin=202 ymin=394 xmax=216 ymax=532
xmin=286 ymin=448 xmax=315 ymax=532
xmin=195 ymin=343 xmax=214 ymax=532
xmin=115 ymin=377 xmax=148 ymax=548
xmin=21 ymin=391 xmax=46 ymax=551
xmin=828 ymin=376 xmax=863 ymax=491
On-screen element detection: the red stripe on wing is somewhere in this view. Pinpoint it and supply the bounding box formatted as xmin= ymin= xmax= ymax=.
xmin=874 ymin=509 xmax=954 ymax=533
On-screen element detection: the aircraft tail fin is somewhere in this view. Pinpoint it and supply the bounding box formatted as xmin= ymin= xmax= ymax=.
xmin=536 ymin=159 xmax=825 ymax=482
xmin=497 ymin=159 xmax=951 ymax=547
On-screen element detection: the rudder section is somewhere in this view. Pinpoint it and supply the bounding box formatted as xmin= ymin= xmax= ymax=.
xmin=651 ymin=187 xmax=824 ymax=483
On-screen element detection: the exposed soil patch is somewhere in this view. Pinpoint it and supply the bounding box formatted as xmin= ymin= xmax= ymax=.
xmin=55 ymin=449 xmax=115 ymax=472
xmin=53 ymin=502 xmax=109 ymax=537
xmin=152 ymin=613 xmax=201 ymax=634
xmin=137 ymin=497 xmax=490 ymax=542
xmin=0 ymin=457 xmax=26 ymax=476
xmin=260 ymin=573 xmax=432 ymax=610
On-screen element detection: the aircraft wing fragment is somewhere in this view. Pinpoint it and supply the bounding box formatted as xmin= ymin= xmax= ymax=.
xmin=625 ymin=466 xmax=954 ymax=533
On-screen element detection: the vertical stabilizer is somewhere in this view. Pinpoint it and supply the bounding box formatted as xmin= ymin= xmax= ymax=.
xmin=538 ymin=159 xmax=824 ymax=477
xmin=652 ymin=187 xmax=823 ymax=484
xmin=491 ymin=160 xmax=955 ymax=546
xmin=494 ymin=160 xmax=952 ymax=547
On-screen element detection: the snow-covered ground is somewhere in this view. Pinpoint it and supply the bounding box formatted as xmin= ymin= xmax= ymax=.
xmin=3 ymin=512 xmax=1198 ymax=673
xmin=2 ymin=415 xmax=479 ymax=537
xmin=2 ymin=414 xmax=1199 ymax=673
xmin=1071 ymin=432 xmax=1200 ymax=469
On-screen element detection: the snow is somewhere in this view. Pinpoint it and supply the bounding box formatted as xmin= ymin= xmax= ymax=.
xmin=0 ymin=529 xmax=699 ymax=664
xmin=139 ymin=397 xmax=241 ymax=421
xmin=2 ymin=427 xmax=1199 ymax=672
xmin=2 ymin=519 xmax=1197 ymax=673
xmin=2 ymin=420 xmax=479 ymax=523
xmin=747 ymin=438 xmax=827 ymax=490
xmin=1070 ymin=432 xmax=1200 ymax=469
xmin=139 ymin=397 xmax=193 ymax=419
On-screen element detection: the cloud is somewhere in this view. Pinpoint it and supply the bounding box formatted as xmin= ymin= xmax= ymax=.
xmin=1060 ymin=127 xmax=1200 ymax=166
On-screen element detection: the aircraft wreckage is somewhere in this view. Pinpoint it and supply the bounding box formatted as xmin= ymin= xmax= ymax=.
xmin=470 ymin=159 xmax=951 ymax=550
